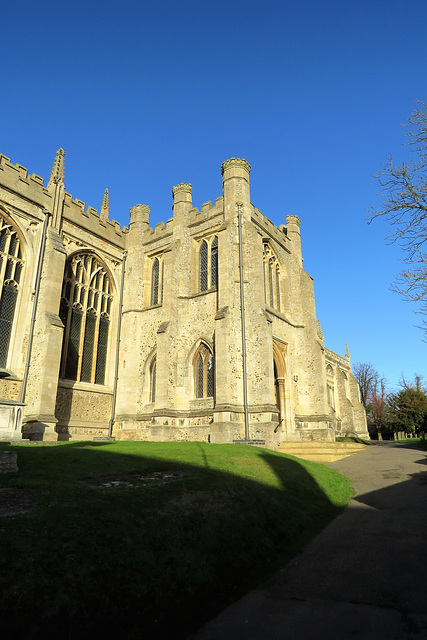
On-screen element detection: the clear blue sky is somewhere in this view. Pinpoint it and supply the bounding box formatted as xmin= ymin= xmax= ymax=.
xmin=2 ymin=0 xmax=426 ymax=390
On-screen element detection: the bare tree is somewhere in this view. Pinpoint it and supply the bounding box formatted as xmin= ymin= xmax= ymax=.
xmin=353 ymin=362 xmax=378 ymax=409
xmin=399 ymin=373 xmax=426 ymax=392
xmin=370 ymin=376 xmax=388 ymax=440
xmin=368 ymin=101 xmax=427 ymax=331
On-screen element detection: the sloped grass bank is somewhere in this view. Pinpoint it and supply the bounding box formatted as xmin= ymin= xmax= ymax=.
xmin=0 ymin=441 xmax=352 ymax=639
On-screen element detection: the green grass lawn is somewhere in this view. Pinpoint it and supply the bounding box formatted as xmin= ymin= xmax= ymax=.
xmin=335 ymin=436 xmax=372 ymax=445
xmin=393 ymin=436 xmax=427 ymax=450
xmin=0 ymin=441 xmax=352 ymax=639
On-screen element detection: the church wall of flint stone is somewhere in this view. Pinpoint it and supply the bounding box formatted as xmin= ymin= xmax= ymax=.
xmin=0 ymin=149 xmax=368 ymax=445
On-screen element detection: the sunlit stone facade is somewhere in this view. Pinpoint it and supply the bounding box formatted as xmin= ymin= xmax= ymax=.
xmin=0 ymin=150 xmax=368 ymax=445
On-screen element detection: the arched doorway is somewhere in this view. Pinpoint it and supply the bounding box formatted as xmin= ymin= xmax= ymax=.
xmin=273 ymin=340 xmax=286 ymax=426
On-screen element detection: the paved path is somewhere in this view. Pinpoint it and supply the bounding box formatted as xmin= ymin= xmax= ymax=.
xmin=193 ymin=442 xmax=427 ymax=639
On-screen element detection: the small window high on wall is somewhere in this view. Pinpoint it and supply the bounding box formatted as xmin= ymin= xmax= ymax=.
xmin=0 ymin=214 xmax=23 ymax=368
xmin=199 ymin=236 xmax=218 ymax=293
xmin=263 ymin=243 xmax=281 ymax=311
xmin=150 ymin=256 xmax=164 ymax=306
xmin=59 ymin=253 xmax=113 ymax=385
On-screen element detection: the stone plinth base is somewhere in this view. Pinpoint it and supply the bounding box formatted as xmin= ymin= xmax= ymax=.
xmin=0 ymin=399 xmax=25 ymax=442
xmin=22 ymin=421 xmax=58 ymax=442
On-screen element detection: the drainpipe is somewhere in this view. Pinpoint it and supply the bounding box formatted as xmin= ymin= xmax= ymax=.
xmin=237 ymin=202 xmax=250 ymax=441
xmin=20 ymin=208 xmax=51 ymax=404
xmin=108 ymin=250 xmax=127 ymax=438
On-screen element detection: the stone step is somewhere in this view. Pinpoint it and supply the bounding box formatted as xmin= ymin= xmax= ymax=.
xmin=277 ymin=441 xmax=367 ymax=462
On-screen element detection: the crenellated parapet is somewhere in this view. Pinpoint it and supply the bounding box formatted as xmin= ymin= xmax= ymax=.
xmin=62 ymin=192 xmax=125 ymax=245
xmin=144 ymin=195 xmax=225 ymax=244
xmin=0 ymin=151 xmax=127 ymax=248
xmin=188 ymin=196 xmax=224 ymax=225
xmin=142 ymin=217 xmax=174 ymax=244
xmin=0 ymin=153 xmax=52 ymax=211
xmin=251 ymin=207 xmax=293 ymax=252
xmin=221 ymin=157 xmax=251 ymax=175
xmin=172 ymin=183 xmax=192 ymax=200
xmin=0 ymin=153 xmax=45 ymax=185
xmin=325 ymin=347 xmax=350 ymax=371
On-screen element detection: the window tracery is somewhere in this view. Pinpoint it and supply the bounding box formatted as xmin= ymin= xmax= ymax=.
xmin=263 ymin=244 xmax=281 ymax=311
xmin=194 ymin=343 xmax=214 ymax=398
xmin=199 ymin=236 xmax=218 ymax=292
xmin=59 ymin=253 xmax=112 ymax=385
xmin=0 ymin=215 xmax=23 ymax=368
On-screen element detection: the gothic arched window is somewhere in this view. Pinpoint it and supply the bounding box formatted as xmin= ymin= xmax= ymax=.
xmin=199 ymin=236 xmax=218 ymax=293
xmin=199 ymin=241 xmax=208 ymax=292
xmin=194 ymin=343 xmax=214 ymax=398
xmin=263 ymin=244 xmax=281 ymax=311
xmin=150 ymin=356 xmax=157 ymax=403
xmin=326 ymin=364 xmax=335 ymax=410
xmin=150 ymin=256 xmax=164 ymax=306
xmin=0 ymin=215 xmax=23 ymax=368
xmin=211 ymin=236 xmax=218 ymax=288
xmin=59 ymin=253 xmax=113 ymax=385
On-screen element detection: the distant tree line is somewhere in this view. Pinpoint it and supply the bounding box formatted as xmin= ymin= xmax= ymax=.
xmin=353 ymin=363 xmax=427 ymax=440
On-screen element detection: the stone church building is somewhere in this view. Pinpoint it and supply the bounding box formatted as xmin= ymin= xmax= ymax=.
xmin=0 ymin=150 xmax=368 ymax=446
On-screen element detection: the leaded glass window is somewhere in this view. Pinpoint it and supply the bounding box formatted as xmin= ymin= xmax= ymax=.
xmin=151 ymin=258 xmax=160 ymax=306
xmin=207 ymin=352 xmax=214 ymax=397
xmin=211 ymin=237 xmax=218 ymax=288
xmin=194 ymin=343 xmax=214 ymax=398
xmin=150 ymin=255 xmax=164 ymax=306
xmin=199 ymin=241 xmax=208 ymax=292
xmin=0 ymin=215 xmax=24 ymax=368
xmin=95 ymin=314 xmax=110 ymax=385
xmin=150 ymin=357 xmax=157 ymax=403
xmin=199 ymin=236 xmax=218 ymax=293
xmin=60 ymin=253 xmax=112 ymax=385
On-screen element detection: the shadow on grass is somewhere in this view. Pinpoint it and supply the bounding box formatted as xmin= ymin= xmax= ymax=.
xmin=0 ymin=441 xmax=350 ymax=640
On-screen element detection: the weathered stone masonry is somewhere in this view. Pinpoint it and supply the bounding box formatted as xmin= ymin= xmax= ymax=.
xmin=0 ymin=150 xmax=368 ymax=445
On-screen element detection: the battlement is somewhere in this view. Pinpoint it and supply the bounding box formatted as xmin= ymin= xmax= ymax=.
xmin=0 ymin=152 xmax=126 ymax=243
xmin=221 ymin=157 xmax=251 ymax=175
xmin=189 ymin=196 xmax=224 ymax=221
xmin=144 ymin=217 xmax=174 ymax=242
xmin=251 ymin=206 xmax=291 ymax=250
xmin=325 ymin=347 xmax=350 ymax=370
xmin=62 ymin=191 xmax=124 ymax=240
xmin=0 ymin=153 xmax=51 ymax=194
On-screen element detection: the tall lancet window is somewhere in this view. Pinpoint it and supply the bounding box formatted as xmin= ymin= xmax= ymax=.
xmin=150 ymin=255 xmax=164 ymax=306
xmin=150 ymin=356 xmax=157 ymax=403
xmin=194 ymin=343 xmax=214 ymax=398
xmin=59 ymin=253 xmax=113 ymax=385
xmin=263 ymin=243 xmax=281 ymax=311
xmin=211 ymin=236 xmax=218 ymax=288
xmin=199 ymin=241 xmax=208 ymax=292
xmin=199 ymin=236 xmax=218 ymax=292
xmin=0 ymin=215 xmax=24 ymax=368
